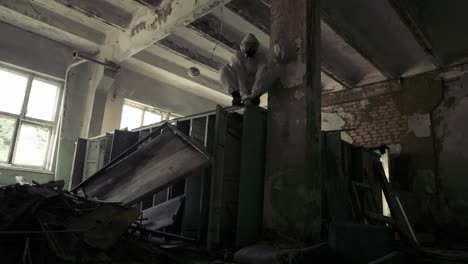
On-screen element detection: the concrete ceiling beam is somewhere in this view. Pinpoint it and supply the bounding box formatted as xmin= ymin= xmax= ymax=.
xmin=31 ymin=0 xmax=126 ymax=33
xmin=138 ymin=44 xmax=222 ymax=91
xmin=211 ymin=7 xmax=269 ymax=52
xmin=159 ymin=37 xmax=223 ymax=71
xmin=321 ymin=0 xmax=435 ymax=78
xmin=167 ymin=26 xmax=237 ymax=68
xmin=320 ymin=66 xmax=352 ymax=90
xmin=207 ymin=6 xmax=347 ymax=90
xmin=0 ymin=0 xmax=101 ymax=53
xmin=41 ymin=0 xmax=133 ymax=31
xmin=107 ymin=0 xmax=232 ymax=62
xmin=189 ymin=13 xmax=240 ymax=51
xmin=224 ymin=0 xmax=269 ymax=35
xmin=122 ymin=57 xmax=231 ymax=105
xmin=321 ymin=72 xmax=345 ymax=94
xmin=387 ymin=0 xmax=441 ymax=66
xmin=321 ymin=20 xmax=387 ymax=86
xmin=321 ymin=10 xmax=396 ymax=80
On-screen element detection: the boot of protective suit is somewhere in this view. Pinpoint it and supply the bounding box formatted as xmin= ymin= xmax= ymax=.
xmin=244 ymin=96 xmax=261 ymax=106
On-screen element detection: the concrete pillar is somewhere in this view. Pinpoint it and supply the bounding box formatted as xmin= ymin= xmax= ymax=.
xmin=89 ymin=69 xmax=116 ymax=137
xmin=263 ymin=0 xmax=322 ymax=243
xmin=101 ymin=84 xmax=125 ymax=133
xmin=88 ymin=89 xmax=107 ymax=137
xmin=55 ymin=63 xmax=104 ymax=189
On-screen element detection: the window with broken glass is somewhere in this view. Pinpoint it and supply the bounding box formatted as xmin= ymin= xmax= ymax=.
xmin=0 ymin=65 xmax=62 ymax=170
xmin=120 ymin=99 xmax=180 ymax=130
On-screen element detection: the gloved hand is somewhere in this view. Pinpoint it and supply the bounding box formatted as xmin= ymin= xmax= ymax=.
xmin=232 ymin=97 xmax=243 ymax=106
xmin=231 ymin=91 xmax=243 ymax=106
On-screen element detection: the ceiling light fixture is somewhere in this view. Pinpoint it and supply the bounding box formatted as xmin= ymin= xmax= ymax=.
xmin=188 ymin=67 xmax=200 ymax=77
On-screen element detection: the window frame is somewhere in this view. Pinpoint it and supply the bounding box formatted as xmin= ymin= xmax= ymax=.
xmin=0 ymin=63 xmax=63 ymax=171
xmin=121 ymin=99 xmax=180 ymax=129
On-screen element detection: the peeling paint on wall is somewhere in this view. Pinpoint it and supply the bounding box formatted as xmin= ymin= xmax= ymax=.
xmin=149 ymin=2 xmax=173 ymax=30
xmin=322 ymin=111 xmax=345 ymax=131
xmin=407 ymin=113 xmax=431 ymax=137
xmin=274 ymin=38 xmax=307 ymax=89
xmin=430 ymin=72 xmax=468 ymax=235
xmin=294 ymin=90 xmax=305 ymax=100
xmin=388 ymin=143 xmax=402 ymax=155
xmin=131 ymin=22 xmax=147 ymax=36
xmin=435 ymin=74 xmax=468 ymax=160
xmin=322 ymin=68 xmax=468 ymax=239
xmin=341 ymin=132 xmax=353 ymax=143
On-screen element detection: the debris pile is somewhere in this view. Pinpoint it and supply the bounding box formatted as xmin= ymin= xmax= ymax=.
xmin=0 ymin=180 xmax=191 ymax=263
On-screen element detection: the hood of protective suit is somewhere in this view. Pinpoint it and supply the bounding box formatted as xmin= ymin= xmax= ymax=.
xmin=240 ymin=33 xmax=259 ymax=53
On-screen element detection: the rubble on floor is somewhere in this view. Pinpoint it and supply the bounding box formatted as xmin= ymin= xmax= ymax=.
xmin=0 ymin=181 xmax=218 ymax=264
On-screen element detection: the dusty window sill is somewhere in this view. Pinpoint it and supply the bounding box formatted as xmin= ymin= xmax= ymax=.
xmin=0 ymin=164 xmax=54 ymax=175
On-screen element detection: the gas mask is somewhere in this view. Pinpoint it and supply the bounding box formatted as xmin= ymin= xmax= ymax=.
xmin=245 ymin=46 xmax=257 ymax=58
xmin=242 ymin=42 xmax=259 ymax=58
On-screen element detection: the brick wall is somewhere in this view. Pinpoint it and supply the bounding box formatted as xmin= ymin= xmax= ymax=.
xmin=322 ymin=71 xmax=468 ymax=241
xmin=322 ymin=81 xmax=408 ymax=147
xmin=321 ymin=74 xmax=445 ymax=150
xmin=342 ymin=94 xmax=407 ymax=146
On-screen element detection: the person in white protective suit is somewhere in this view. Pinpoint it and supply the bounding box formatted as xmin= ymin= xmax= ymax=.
xmin=219 ymin=33 xmax=270 ymax=106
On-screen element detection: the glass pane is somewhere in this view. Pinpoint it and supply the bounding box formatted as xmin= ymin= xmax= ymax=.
xmin=0 ymin=116 xmax=16 ymax=162
xmin=13 ymin=123 xmax=50 ymax=167
xmin=169 ymin=115 xmax=178 ymax=120
xmin=143 ymin=111 xmax=162 ymax=126
xmin=0 ymin=68 xmax=28 ymax=114
xmin=120 ymin=104 xmax=143 ymax=130
xmin=27 ymin=79 xmax=59 ymax=121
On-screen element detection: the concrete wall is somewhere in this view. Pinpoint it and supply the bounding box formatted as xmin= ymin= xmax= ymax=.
xmin=0 ymin=21 xmax=73 ymax=79
xmin=101 ymin=69 xmax=220 ymax=133
xmin=0 ymin=167 xmax=54 ymax=186
xmin=433 ymin=72 xmax=468 ymax=237
xmin=321 ymin=69 xmax=468 ymax=241
xmin=0 ymin=22 xmax=222 ymax=187
xmin=0 ymin=21 xmax=74 ymax=186
xmin=0 ymin=22 xmax=106 ymax=188
xmin=56 ymin=63 xmax=104 ymax=189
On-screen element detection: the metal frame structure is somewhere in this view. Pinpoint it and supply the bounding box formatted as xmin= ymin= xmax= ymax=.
xmin=72 ymin=106 xmax=247 ymax=242
xmin=0 ymin=62 xmax=63 ymax=171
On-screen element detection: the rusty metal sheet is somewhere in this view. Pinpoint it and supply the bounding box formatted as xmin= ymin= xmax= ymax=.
xmin=141 ymin=195 xmax=185 ymax=230
xmin=74 ymin=123 xmax=211 ymax=205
